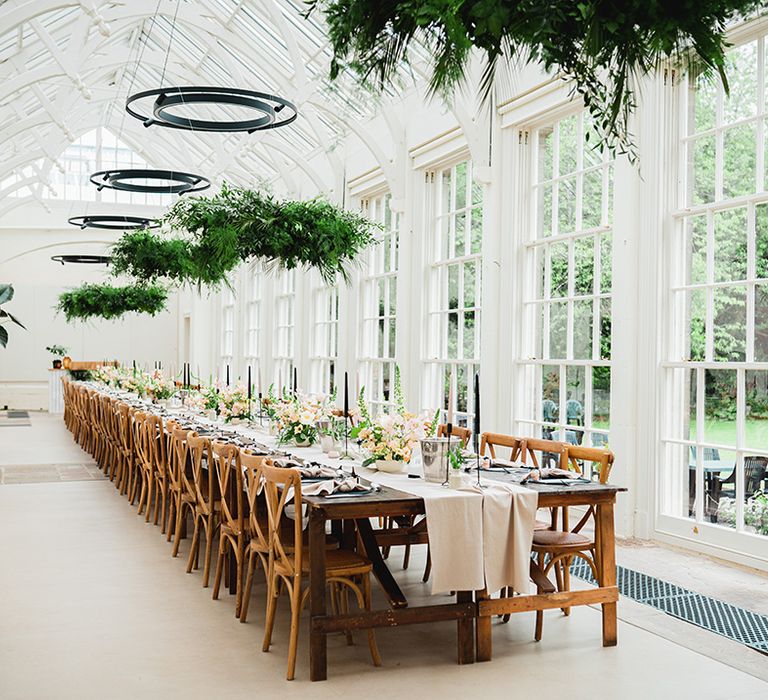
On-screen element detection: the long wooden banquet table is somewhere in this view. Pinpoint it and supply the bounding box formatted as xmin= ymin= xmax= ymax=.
xmin=69 ymin=382 xmax=626 ymax=682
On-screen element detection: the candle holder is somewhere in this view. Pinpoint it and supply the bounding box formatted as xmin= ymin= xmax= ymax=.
xmin=441 ymin=424 xmax=453 ymax=487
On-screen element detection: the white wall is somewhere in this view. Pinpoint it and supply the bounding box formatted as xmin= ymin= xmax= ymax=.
xmin=0 ymin=224 xmax=178 ymax=409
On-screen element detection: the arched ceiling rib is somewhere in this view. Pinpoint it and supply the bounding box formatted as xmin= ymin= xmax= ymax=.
xmin=0 ymin=0 xmax=391 ymax=199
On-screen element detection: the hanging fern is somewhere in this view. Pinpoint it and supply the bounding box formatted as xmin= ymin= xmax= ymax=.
xmin=308 ymin=0 xmax=763 ymax=158
xmin=110 ymin=185 xmax=378 ymax=288
xmin=56 ymin=284 xmax=168 ymax=322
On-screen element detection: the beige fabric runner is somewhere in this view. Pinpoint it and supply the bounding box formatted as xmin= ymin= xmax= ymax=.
xmin=81 ymin=385 xmax=537 ymax=595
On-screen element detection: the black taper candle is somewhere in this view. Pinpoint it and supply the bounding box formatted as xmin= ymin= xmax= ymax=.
xmin=343 ymin=371 xmax=349 ymax=417
xmin=473 ymin=372 xmax=480 ymax=439
xmin=293 ymin=367 xmax=297 ymax=395
xmin=226 ymin=364 xmax=230 ymax=386
xmin=247 ymin=365 xmax=252 ymax=400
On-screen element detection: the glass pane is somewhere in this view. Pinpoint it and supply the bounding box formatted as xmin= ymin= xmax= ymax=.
xmin=541 ymin=364 xmax=560 ymax=428
xmin=599 ymin=232 xmax=612 ymax=293
xmin=714 ymin=207 xmax=748 ymax=282
xmin=389 ymin=278 xmax=397 ymax=315
xmin=686 ymin=215 xmax=708 ymax=285
xmin=599 ymin=298 xmax=612 ymax=360
xmin=549 ymin=302 xmax=567 ymax=358
xmin=455 ymin=162 xmax=467 ymax=209
xmin=723 ymin=123 xmax=756 ymax=200
xmin=447 ymin=312 xmax=458 ymax=359
xmin=723 ymin=40 xmax=758 ymax=124
xmin=539 ymin=126 xmax=554 ymax=181
xmin=704 ymin=369 xmax=738 ymax=446
xmin=448 ymin=264 xmax=459 ymax=310
xmin=756 ymin=284 xmax=768 ymax=361
xmin=463 ymin=311 xmax=476 ymax=359
xmin=557 ymin=176 xmax=577 ymax=234
xmin=388 ymin=318 xmax=396 ymax=357
xmin=592 ymin=366 xmax=611 ymax=430
xmin=464 ymin=260 xmax=476 ymax=308
xmin=713 ymin=285 xmax=746 ymax=362
xmin=745 ymin=370 xmax=768 ymax=453
xmin=756 ymin=204 xmax=768 ymax=279
xmin=690 ymin=135 xmax=715 ymax=206
xmin=693 ymin=71 xmax=716 ymax=133
xmin=471 ymin=205 xmax=483 ymax=253
xmin=573 ymin=300 xmax=593 ymax=359
xmin=472 ymin=179 xmax=483 ymax=206
xmin=550 ymin=241 xmax=568 ymax=298
xmin=688 ymin=368 xmax=698 ymax=442
xmin=688 ymin=289 xmax=706 ymax=361
xmin=441 ymin=170 xmax=452 ymax=215
xmin=455 ymin=211 xmax=466 ymax=257
xmin=582 ymin=168 xmax=602 ymax=229
xmin=566 ymin=365 xmax=586 ymax=444
xmin=537 ymin=184 xmax=553 ymax=238
xmin=559 ymin=114 xmax=578 ymax=176
xmin=574 ymin=236 xmax=594 ymax=295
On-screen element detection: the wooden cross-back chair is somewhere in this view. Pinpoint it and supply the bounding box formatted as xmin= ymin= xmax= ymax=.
xmin=531 ymin=442 xmax=614 ymax=642
xmin=132 ymin=412 xmax=153 ymax=519
xmin=116 ymin=404 xmax=136 ymax=501
xmin=437 ymin=423 xmax=473 ymax=447
xmin=167 ymin=427 xmax=198 ymax=557
xmin=185 ymin=435 xmax=219 ymax=587
xmin=237 ymin=450 xmax=273 ymax=623
xmin=260 ymin=462 xmax=381 ymax=680
xmin=145 ymin=415 xmax=171 ymax=532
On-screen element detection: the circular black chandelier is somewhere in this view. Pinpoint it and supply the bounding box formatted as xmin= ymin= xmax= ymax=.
xmin=67 ymin=215 xmax=159 ymax=230
xmin=89 ymin=169 xmax=210 ymax=195
xmin=125 ymin=86 xmax=298 ymax=134
xmin=51 ymin=254 xmax=111 ymax=265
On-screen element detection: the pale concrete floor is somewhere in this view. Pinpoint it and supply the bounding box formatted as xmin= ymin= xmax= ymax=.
xmin=0 ymin=414 xmax=767 ymax=699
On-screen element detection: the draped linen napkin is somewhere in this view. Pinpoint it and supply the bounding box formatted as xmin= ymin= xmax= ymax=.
xmin=480 ymin=482 xmax=538 ymax=594
xmin=294 ymin=477 xmax=379 ymax=499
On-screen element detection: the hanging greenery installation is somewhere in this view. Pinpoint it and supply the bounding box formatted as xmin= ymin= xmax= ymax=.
xmin=109 ymin=185 xmax=379 ymax=287
xmin=308 ymin=0 xmax=762 ymax=157
xmin=56 ymin=284 xmax=169 ymax=322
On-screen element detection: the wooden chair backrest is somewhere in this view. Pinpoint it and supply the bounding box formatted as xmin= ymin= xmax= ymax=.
xmin=564 ymin=443 xmax=614 ymax=483
xmin=212 ymin=442 xmax=242 ymax=534
xmin=479 ymin=432 xmax=572 ymax=471
xmin=118 ymin=404 xmax=133 ymax=452
xmin=437 ymin=424 xmax=472 ymax=447
xmin=132 ymin=412 xmax=151 ymax=469
xmin=168 ymin=427 xmax=197 ymax=493
xmin=242 ymin=451 xmax=272 ymax=552
xmin=187 ymin=435 xmax=214 ymax=509
xmin=261 ymin=462 xmax=303 ymax=578
xmin=145 ymin=415 xmax=166 ymax=477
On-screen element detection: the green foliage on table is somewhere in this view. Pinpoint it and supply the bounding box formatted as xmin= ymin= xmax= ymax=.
xmin=110 ymin=184 xmax=379 ymax=287
xmin=426 ymin=408 xmax=441 ymax=437
xmin=45 ymin=344 xmax=68 ymax=357
xmin=308 ymin=0 xmax=762 ymax=157
xmin=0 ymin=284 xmax=26 ymax=348
xmin=56 ymin=284 xmax=168 ymax=322
xmin=67 ymin=369 xmax=93 ymax=381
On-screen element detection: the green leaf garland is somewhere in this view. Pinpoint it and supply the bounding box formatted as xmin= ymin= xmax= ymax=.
xmin=56 ymin=284 xmax=168 ymax=322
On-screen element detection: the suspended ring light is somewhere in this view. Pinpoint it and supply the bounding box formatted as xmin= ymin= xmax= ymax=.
xmin=125 ymin=86 xmax=298 ymax=133
xmin=51 ymin=255 xmax=111 ymax=265
xmin=67 ymin=215 xmax=160 ymax=230
xmin=89 ymin=169 xmax=210 ymax=195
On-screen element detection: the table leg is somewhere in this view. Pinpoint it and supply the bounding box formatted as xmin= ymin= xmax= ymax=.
xmin=456 ymin=591 xmax=475 ymax=664
xmin=596 ymin=502 xmax=617 ymax=647
xmin=309 ymin=506 xmax=328 ymax=681
xmin=475 ymin=588 xmax=492 ymax=662
xmin=355 ymin=518 xmax=408 ymax=609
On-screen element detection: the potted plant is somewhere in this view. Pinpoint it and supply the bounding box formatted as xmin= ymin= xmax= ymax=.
xmin=0 ymin=284 xmax=26 ymax=348
xmin=46 ymin=344 xmax=68 ymax=369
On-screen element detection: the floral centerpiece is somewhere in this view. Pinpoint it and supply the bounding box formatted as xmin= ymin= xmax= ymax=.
xmin=218 ymin=384 xmax=251 ymax=423
xmin=117 ymin=368 xmax=147 ymax=397
xmin=145 ymin=370 xmax=175 ymax=402
xmin=358 ymin=411 xmax=425 ymax=470
xmin=274 ymin=392 xmax=328 ymax=446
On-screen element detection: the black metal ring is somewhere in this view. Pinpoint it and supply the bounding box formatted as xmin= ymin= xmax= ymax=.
xmin=89 ymin=169 xmax=210 ymax=195
xmin=126 ymin=86 xmax=297 ymax=133
xmin=51 ymin=255 xmax=112 ymax=265
xmin=67 ymin=215 xmax=160 ymax=230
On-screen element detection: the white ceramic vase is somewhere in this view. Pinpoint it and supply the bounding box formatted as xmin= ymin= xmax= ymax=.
xmin=375 ymin=459 xmax=407 ymax=474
